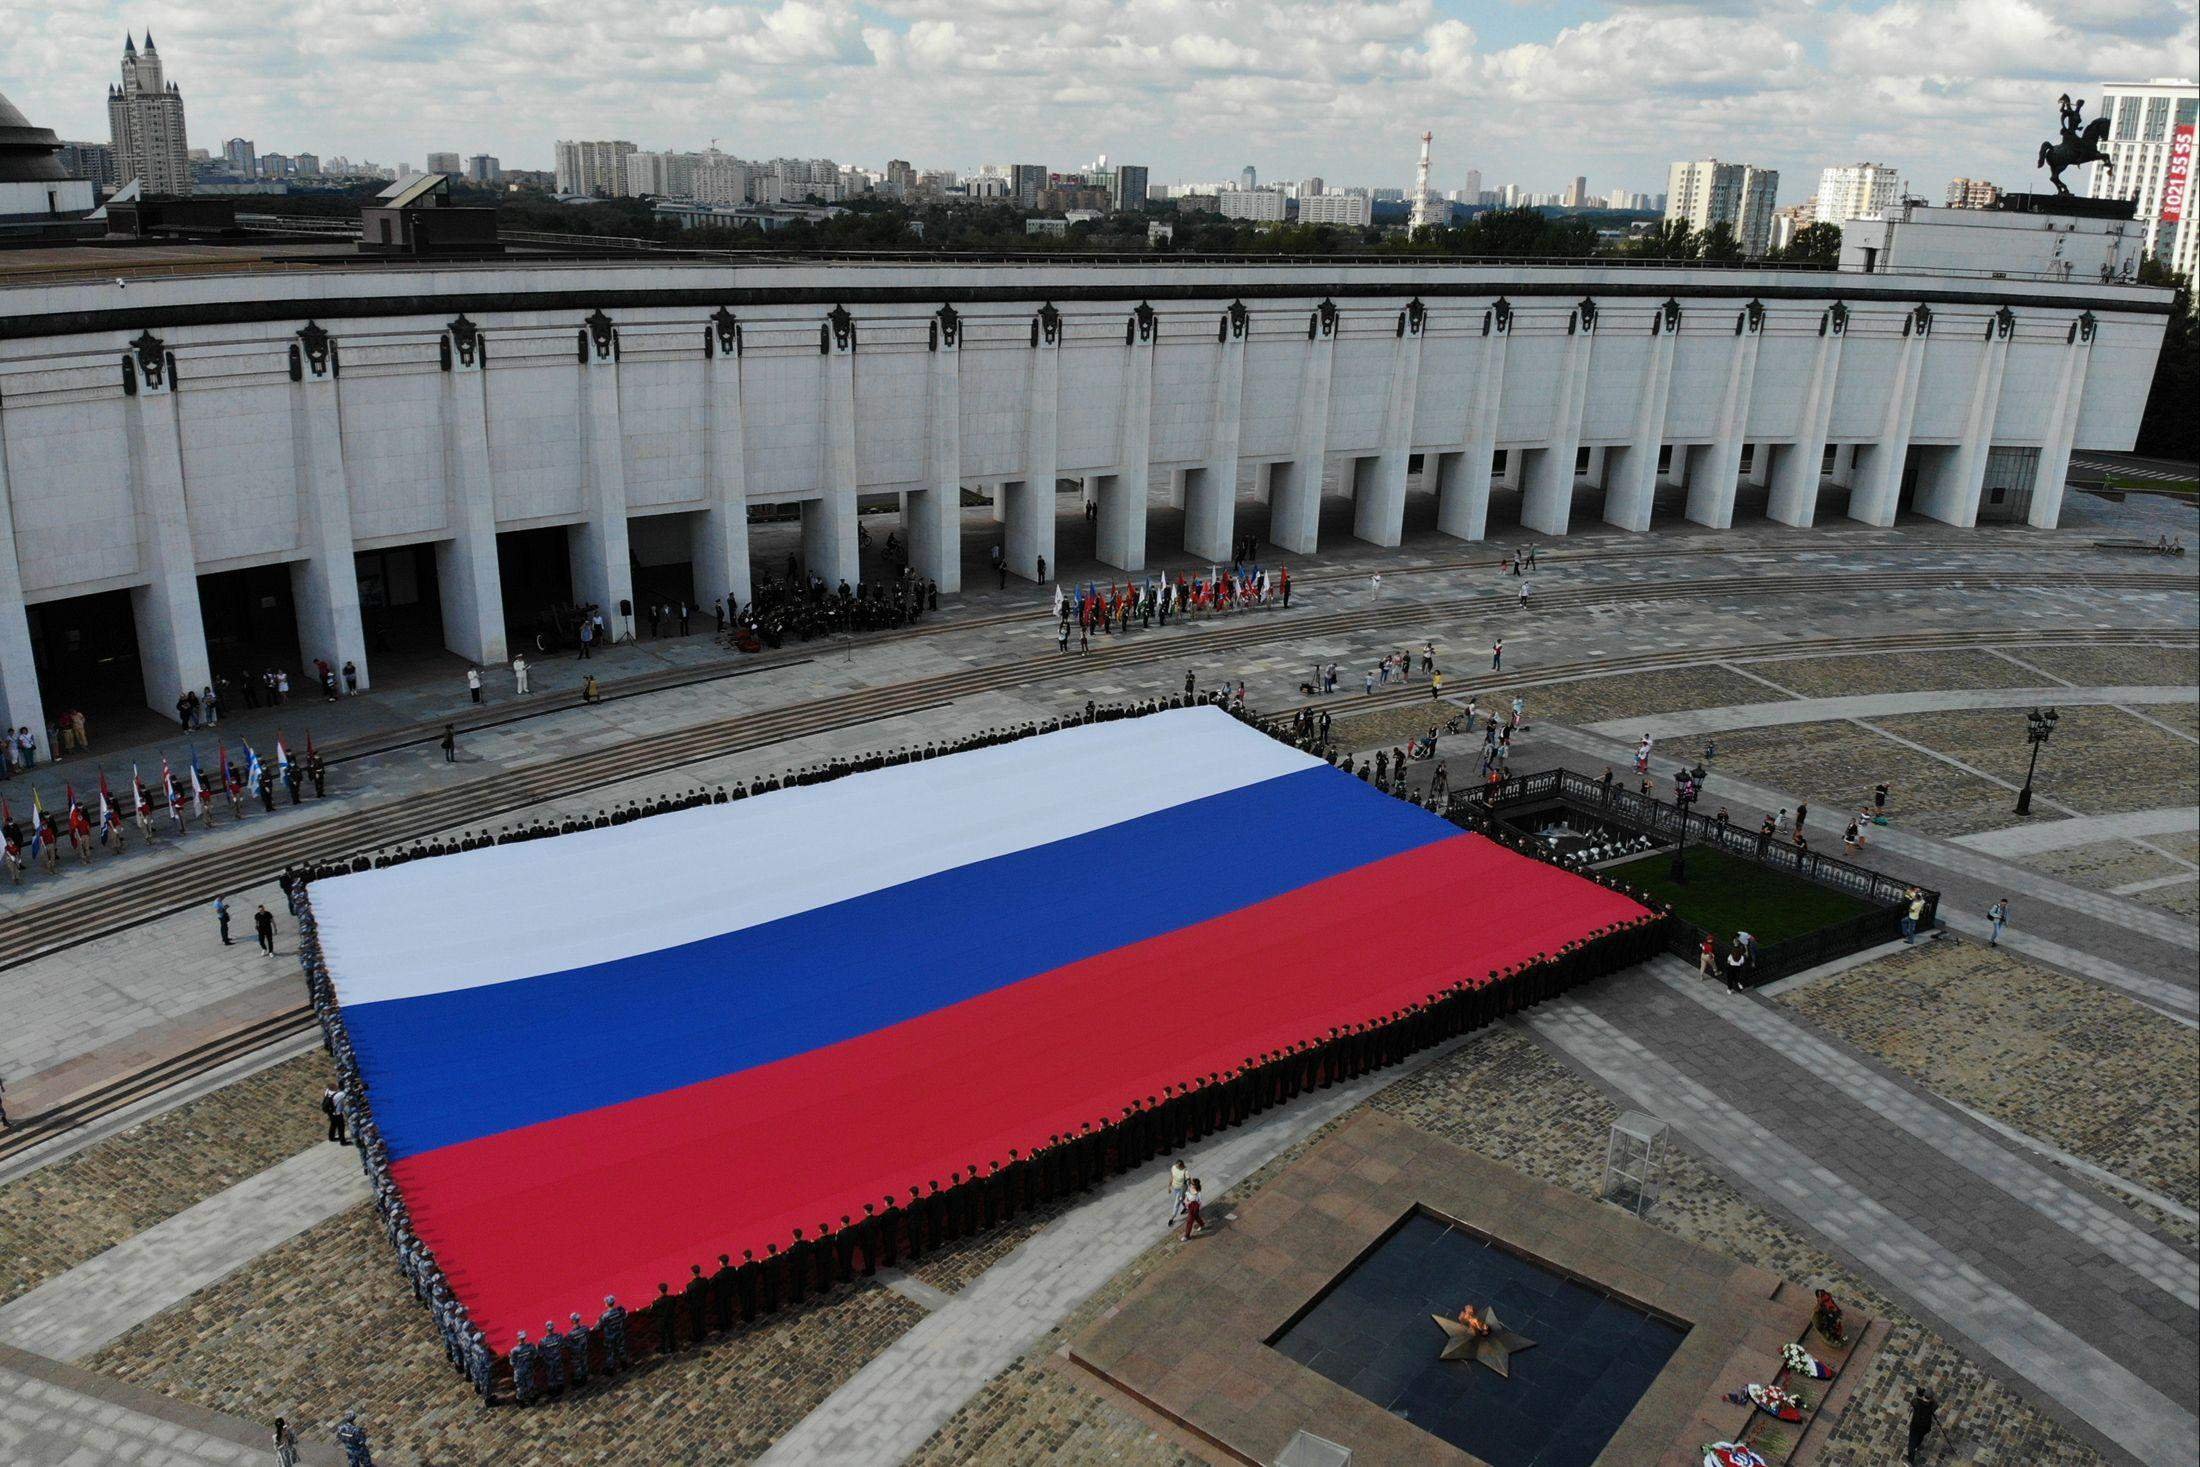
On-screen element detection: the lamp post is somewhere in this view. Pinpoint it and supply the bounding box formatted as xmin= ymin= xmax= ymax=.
xmin=2013 ymin=706 xmax=2059 ymax=816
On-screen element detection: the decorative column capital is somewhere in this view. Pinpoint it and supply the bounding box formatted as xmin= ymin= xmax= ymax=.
xmin=710 ymin=307 xmax=743 ymax=358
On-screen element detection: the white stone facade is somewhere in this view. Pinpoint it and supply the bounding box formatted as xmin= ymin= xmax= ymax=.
xmin=0 ymin=257 xmax=2172 ymax=743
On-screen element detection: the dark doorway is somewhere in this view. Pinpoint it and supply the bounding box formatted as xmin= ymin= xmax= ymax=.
xmin=496 ymin=525 xmax=575 ymax=636
xmin=198 ymin=564 xmax=302 ymax=681
xmin=27 ymin=589 xmax=146 ymax=714
xmin=627 ymin=514 xmax=696 ymax=617
xmin=355 ymin=544 xmax=446 ymax=655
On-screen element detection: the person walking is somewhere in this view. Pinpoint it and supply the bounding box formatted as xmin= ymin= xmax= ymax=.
xmin=466 ymin=667 xmax=482 ymax=704
xmin=254 ymin=903 xmax=276 ymax=957
xmin=1491 ymin=639 xmax=1503 ymax=671
xmin=215 ymin=895 xmax=233 ymax=946
xmin=1906 ymin=1386 xmax=1937 ymax=1463
xmin=1987 ymin=897 xmax=2009 ymax=947
xmin=322 ymin=1084 xmax=347 ymax=1144
xmin=272 ymin=1417 xmax=300 ymax=1467
xmin=1699 ymin=934 xmax=1718 ymax=979
xmin=1181 ymin=1178 xmax=1205 ymax=1239
xmin=1168 ymin=1158 xmax=1187 ymax=1222
xmin=440 ymin=724 xmax=457 ymax=764
xmin=334 ymin=1409 xmax=374 ymax=1467
xmin=1431 ymin=668 xmax=1444 ymax=701
xmin=1518 ymin=578 xmax=1531 ymax=609
xmin=512 ymin=655 xmax=531 ymax=695
xmin=582 ymin=675 xmax=601 ymax=705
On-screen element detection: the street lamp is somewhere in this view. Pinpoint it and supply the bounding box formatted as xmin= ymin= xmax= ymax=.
xmin=2013 ymin=706 xmax=2059 ymax=816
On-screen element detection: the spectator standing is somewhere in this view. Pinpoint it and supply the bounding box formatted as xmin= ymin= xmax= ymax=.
xmin=512 ymin=655 xmax=530 ymax=695
xmin=215 ymin=896 xmax=232 ymax=946
xmin=441 ymin=725 xmax=457 ymax=764
xmin=343 ymin=660 xmax=359 ymax=695
xmin=466 ymin=667 xmax=482 ymax=704
xmin=1906 ymin=1387 xmax=1937 ymax=1464
xmin=1987 ymin=898 xmax=2009 ymax=946
xmin=254 ymin=904 xmax=276 ymax=957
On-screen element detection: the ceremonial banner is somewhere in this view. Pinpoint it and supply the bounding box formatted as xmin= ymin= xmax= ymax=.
xmin=313 ymin=707 xmax=1646 ymax=1346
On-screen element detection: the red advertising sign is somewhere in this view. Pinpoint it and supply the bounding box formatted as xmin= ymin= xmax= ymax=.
xmin=2163 ymin=123 xmax=2195 ymax=223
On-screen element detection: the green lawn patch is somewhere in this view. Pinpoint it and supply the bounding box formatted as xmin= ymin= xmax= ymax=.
xmin=1606 ymin=846 xmax=1874 ymax=944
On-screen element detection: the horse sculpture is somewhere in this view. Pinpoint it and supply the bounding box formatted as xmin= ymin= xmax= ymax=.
xmin=2038 ymin=93 xmax=2114 ymax=195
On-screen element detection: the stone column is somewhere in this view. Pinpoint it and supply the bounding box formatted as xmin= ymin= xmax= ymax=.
xmin=286 ymin=323 xmax=370 ymax=688
xmin=1353 ymin=298 xmax=1426 ymax=547
xmin=1603 ymin=299 xmax=1679 ymax=532
xmin=908 ymin=304 xmax=964 ymax=592
xmin=1184 ymin=300 xmax=1248 ymax=562
xmin=571 ymin=311 xmax=636 ymax=636
xmin=695 ymin=309 xmax=754 ymax=615
xmin=1006 ymin=304 xmax=1061 ymax=582
xmin=1520 ymin=298 xmax=1597 ymax=536
xmin=2029 ymin=312 xmax=2098 ymax=530
xmin=121 ymin=334 xmax=212 ymax=717
xmin=1097 ymin=302 xmax=1155 ymax=572
xmin=1848 ymin=304 xmax=1932 ymax=527
xmin=435 ymin=317 xmax=508 ymax=666
xmin=1439 ymin=301 xmax=1510 ymax=543
xmin=1768 ymin=304 xmax=1848 ymax=528
xmin=1270 ymin=298 xmax=1338 ymax=554
xmin=0 ymin=398 xmax=49 ymax=758
xmin=809 ymin=305 xmax=862 ymax=587
xmin=1685 ymin=300 xmax=1765 ymax=529
xmin=1830 ymin=442 xmax=1856 ymax=487
xmin=1913 ymin=307 xmax=2014 ymax=528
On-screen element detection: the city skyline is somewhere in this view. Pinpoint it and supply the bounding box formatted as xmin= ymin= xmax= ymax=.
xmin=5 ymin=0 xmax=2195 ymax=204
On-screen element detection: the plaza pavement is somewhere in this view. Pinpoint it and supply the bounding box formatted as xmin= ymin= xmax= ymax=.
xmin=0 ymin=506 xmax=2192 ymax=1465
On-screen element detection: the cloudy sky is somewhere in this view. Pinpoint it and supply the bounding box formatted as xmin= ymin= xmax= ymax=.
xmin=6 ymin=0 xmax=2195 ymax=198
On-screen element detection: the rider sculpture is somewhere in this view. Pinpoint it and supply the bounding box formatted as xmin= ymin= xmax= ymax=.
xmin=2038 ymin=93 xmax=2114 ymax=196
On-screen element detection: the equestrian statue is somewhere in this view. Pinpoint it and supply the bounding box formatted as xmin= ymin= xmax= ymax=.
xmin=2038 ymin=94 xmax=2113 ymax=195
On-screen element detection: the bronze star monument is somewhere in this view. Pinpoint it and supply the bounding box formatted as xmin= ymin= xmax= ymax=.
xmin=1430 ymin=1310 xmax=1538 ymax=1377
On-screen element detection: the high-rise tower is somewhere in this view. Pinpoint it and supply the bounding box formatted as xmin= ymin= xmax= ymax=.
xmin=107 ymin=33 xmax=190 ymax=194
xmin=1410 ymin=130 xmax=1439 ymax=230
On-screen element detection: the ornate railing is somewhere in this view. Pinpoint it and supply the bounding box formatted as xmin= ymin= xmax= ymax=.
xmin=1453 ymin=768 xmax=1938 ymax=985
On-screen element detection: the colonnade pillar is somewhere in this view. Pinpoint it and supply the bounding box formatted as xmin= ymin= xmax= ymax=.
xmin=1352 ymin=298 xmax=1426 ymax=547
xmin=695 ymin=309 xmax=754 ymax=614
xmin=1097 ymin=302 xmax=1155 ymax=571
xmin=1438 ymin=302 xmax=1510 ymax=542
xmin=808 ymin=306 xmax=862 ymax=588
xmin=2030 ymin=313 xmax=2098 ymax=530
xmin=1520 ymin=298 xmax=1596 ymax=536
xmin=1604 ymin=300 xmax=1678 ymax=532
xmin=907 ymin=304 xmax=963 ymax=592
xmin=1004 ymin=305 xmax=1060 ymax=582
xmin=572 ymin=311 xmax=635 ymax=632
xmin=1768 ymin=305 xmax=1846 ymax=527
xmin=288 ymin=324 xmax=370 ymax=688
xmin=1269 ymin=298 xmax=1338 ymax=554
xmin=435 ymin=317 xmax=508 ymax=666
xmin=1184 ymin=300 xmax=1248 ymax=562
xmin=121 ymin=334 xmax=212 ymax=716
xmin=1914 ymin=308 xmax=2014 ymax=528
xmin=0 ymin=401 xmax=48 ymax=757
xmin=1685 ymin=300 xmax=1764 ymax=529
xmin=1849 ymin=305 xmax=1932 ymax=527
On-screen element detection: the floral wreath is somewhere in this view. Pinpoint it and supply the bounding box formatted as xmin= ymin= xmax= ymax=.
xmin=1746 ymin=1381 xmax=1810 ymax=1420
xmin=1702 ymin=1444 xmax=1769 ymax=1467
xmin=1782 ymin=1342 xmax=1833 ymax=1379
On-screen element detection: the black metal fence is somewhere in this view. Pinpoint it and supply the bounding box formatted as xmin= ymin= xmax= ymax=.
xmin=1453 ymin=768 xmax=1937 ymax=986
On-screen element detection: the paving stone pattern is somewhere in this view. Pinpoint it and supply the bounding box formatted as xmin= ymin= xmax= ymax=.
xmin=1696 ymin=719 xmax=2019 ymax=837
xmin=1509 ymin=664 xmax=1791 ymax=727
xmin=0 ymin=1052 xmax=328 ymax=1305
xmin=1874 ymin=706 xmax=2199 ymax=819
xmin=1747 ymin=649 xmax=2054 ymax=698
xmin=2004 ymin=645 xmax=2200 ymax=689
xmin=2016 ymin=840 xmax=2193 ymax=893
xmin=86 ymin=1202 xmax=926 ymax=1467
xmin=1777 ymin=942 xmax=2200 ymax=1215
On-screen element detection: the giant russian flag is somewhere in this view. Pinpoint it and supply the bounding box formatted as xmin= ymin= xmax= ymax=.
xmin=312 ymin=707 xmax=1645 ymax=1348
